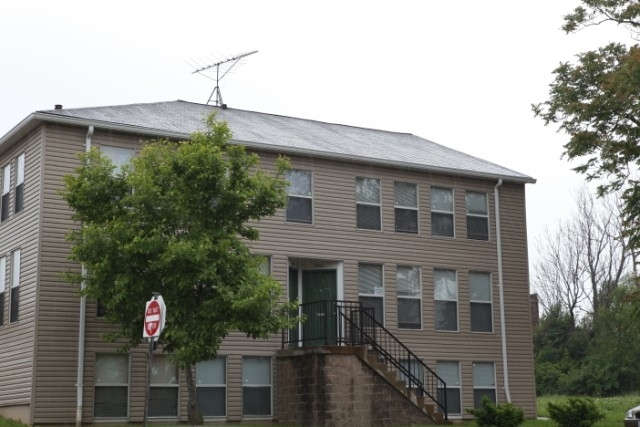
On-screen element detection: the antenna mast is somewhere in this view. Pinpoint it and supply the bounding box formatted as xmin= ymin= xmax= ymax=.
xmin=191 ymin=50 xmax=258 ymax=106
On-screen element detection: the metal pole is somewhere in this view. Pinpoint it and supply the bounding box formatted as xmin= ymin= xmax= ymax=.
xmin=143 ymin=338 xmax=154 ymax=427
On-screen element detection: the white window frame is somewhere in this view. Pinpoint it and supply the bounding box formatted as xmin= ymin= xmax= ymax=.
xmin=15 ymin=153 xmax=24 ymax=214
xmin=437 ymin=361 xmax=461 ymax=416
xmin=431 ymin=187 xmax=454 ymax=237
xmin=394 ymin=181 xmax=418 ymax=234
xmin=1 ymin=163 xmax=10 ymax=222
xmin=473 ymin=362 xmax=497 ymax=407
xmin=149 ymin=355 xmax=179 ymax=418
xmin=396 ymin=265 xmax=422 ymax=329
xmin=285 ymin=169 xmax=313 ymax=224
xmin=10 ymin=249 xmax=20 ymax=324
xmin=434 ymin=269 xmax=458 ymax=332
xmin=94 ymin=353 xmax=130 ymax=419
xmin=242 ymin=356 xmax=272 ymax=417
xmin=196 ymin=357 xmax=227 ymax=418
xmin=356 ymin=177 xmax=381 ymax=231
xmin=0 ymin=257 xmax=5 ymax=326
xmin=470 ymin=272 xmax=493 ymax=333
xmin=466 ymin=191 xmax=489 ymax=240
xmin=358 ymin=263 xmax=384 ymax=325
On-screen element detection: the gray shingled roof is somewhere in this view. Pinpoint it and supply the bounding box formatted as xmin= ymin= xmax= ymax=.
xmin=34 ymin=100 xmax=534 ymax=183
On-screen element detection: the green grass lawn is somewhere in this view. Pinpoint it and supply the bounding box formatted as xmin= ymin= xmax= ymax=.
xmin=2 ymin=394 xmax=639 ymax=426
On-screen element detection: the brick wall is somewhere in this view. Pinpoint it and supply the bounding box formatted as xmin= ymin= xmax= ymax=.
xmin=276 ymin=347 xmax=434 ymax=426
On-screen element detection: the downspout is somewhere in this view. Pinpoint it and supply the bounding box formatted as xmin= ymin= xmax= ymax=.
xmin=76 ymin=125 xmax=93 ymax=427
xmin=494 ymin=178 xmax=511 ymax=402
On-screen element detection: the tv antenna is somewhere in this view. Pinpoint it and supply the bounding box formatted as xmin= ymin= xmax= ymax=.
xmin=191 ymin=50 xmax=258 ymax=106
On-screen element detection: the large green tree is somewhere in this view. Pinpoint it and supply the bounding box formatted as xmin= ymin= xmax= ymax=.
xmin=62 ymin=115 xmax=296 ymax=424
xmin=533 ymin=0 xmax=640 ymax=250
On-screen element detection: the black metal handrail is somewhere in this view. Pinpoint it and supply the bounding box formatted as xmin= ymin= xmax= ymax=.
xmin=281 ymin=300 xmax=448 ymax=421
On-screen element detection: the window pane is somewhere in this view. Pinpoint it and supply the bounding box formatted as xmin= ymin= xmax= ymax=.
xmin=397 ymin=266 xmax=421 ymax=297
xmin=395 ymin=208 xmax=418 ymax=233
xmin=398 ymin=298 xmax=421 ymax=329
xmin=474 ymin=389 xmax=497 ymax=408
xmin=285 ymin=170 xmax=312 ymax=196
xmin=356 ymin=204 xmax=381 ymax=230
xmin=431 ymin=187 xmax=452 ymax=211
xmin=9 ymin=286 xmax=19 ymax=323
xmin=0 ymin=257 xmax=5 ymax=293
xmin=467 ymin=216 xmax=489 ymax=240
xmin=473 ymin=363 xmax=495 ymax=387
xmin=151 ymin=357 xmax=178 ymax=384
xmin=356 ymin=177 xmax=380 ymax=204
xmin=358 ymin=264 xmax=383 ymax=294
xmin=360 ymin=296 xmax=384 ymax=324
xmin=435 ymin=300 xmax=457 ymax=331
xmin=17 ymin=154 xmax=25 ymax=184
xmin=471 ymin=303 xmax=493 ymax=333
xmin=94 ymin=386 xmax=128 ymax=418
xmin=197 ymin=387 xmax=226 ymax=417
xmin=14 ymin=184 xmax=23 ymax=214
xmin=2 ymin=165 xmax=9 ymax=193
xmin=470 ymin=272 xmax=491 ymax=301
xmin=149 ymin=387 xmax=178 ymax=417
xmin=96 ymin=354 xmax=129 ymax=384
xmin=438 ymin=387 xmax=462 ymax=414
xmin=434 ymin=270 xmax=456 ymax=300
xmin=286 ymin=196 xmax=312 ymax=223
xmin=466 ymin=191 xmax=487 ymax=215
xmin=436 ymin=362 xmax=459 ymax=386
xmin=197 ymin=358 xmax=225 ymax=385
xmin=101 ymin=145 xmax=134 ymax=173
xmin=395 ymin=182 xmax=417 ymax=208
xmin=0 ymin=293 xmax=4 ymax=327
xmin=431 ymin=212 xmax=453 ymax=237
xmin=243 ymin=386 xmax=271 ymax=416
xmin=1 ymin=193 xmax=8 ymax=222
xmin=243 ymin=357 xmax=271 ymax=385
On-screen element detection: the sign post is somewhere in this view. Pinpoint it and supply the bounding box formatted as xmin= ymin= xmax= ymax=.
xmin=143 ymin=294 xmax=165 ymax=427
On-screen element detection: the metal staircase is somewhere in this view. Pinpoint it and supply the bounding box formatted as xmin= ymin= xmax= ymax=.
xmin=283 ymin=300 xmax=449 ymax=423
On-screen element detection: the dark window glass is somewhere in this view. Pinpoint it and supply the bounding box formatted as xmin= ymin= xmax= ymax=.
xmin=437 ymin=387 xmax=462 ymax=414
xmin=149 ymin=387 xmax=178 ymax=417
xmin=467 ymin=216 xmax=489 ymax=240
xmin=10 ymin=287 xmax=19 ymax=323
xmin=471 ymin=303 xmax=493 ymax=332
xmin=431 ymin=212 xmax=453 ymax=237
xmin=197 ymin=387 xmax=226 ymax=417
xmin=1 ymin=193 xmax=8 ymax=222
xmin=97 ymin=299 xmax=106 ymax=317
xmin=357 ymin=204 xmax=381 ymax=230
xmin=94 ymin=386 xmax=128 ymax=418
xmin=474 ymin=389 xmax=497 ymax=408
xmin=435 ymin=300 xmax=457 ymax=331
xmin=14 ymin=184 xmax=23 ymax=214
xmin=359 ymin=296 xmax=383 ymax=324
xmin=0 ymin=293 xmax=4 ymax=326
xmin=395 ymin=208 xmax=418 ymax=233
xmin=243 ymin=386 xmax=271 ymax=416
xmin=397 ymin=298 xmax=421 ymax=329
xmin=286 ymin=196 xmax=312 ymax=223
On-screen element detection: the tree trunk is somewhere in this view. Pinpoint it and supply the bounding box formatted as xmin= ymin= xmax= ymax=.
xmin=185 ymin=364 xmax=203 ymax=425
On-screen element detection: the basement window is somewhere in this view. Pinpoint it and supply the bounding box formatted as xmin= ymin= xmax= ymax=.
xmin=94 ymin=354 xmax=129 ymax=418
xmin=196 ymin=357 xmax=227 ymax=417
xmin=242 ymin=356 xmax=272 ymax=416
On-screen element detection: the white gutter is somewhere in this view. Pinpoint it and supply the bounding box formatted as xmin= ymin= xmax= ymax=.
xmin=76 ymin=125 xmax=93 ymax=427
xmin=494 ymin=178 xmax=511 ymax=402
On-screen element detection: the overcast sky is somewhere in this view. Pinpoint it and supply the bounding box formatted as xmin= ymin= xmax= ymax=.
xmin=0 ymin=1 xmax=632 ymax=281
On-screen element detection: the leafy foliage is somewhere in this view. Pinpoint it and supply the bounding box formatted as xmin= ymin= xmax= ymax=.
xmin=533 ymin=0 xmax=640 ymax=250
xmin=61 ymin=114 xmax=297 ymax=423
xmin=466 ymin=396 xmax=525 ymax=427
xmin=547 ymin=397 xmax=604 ymax=427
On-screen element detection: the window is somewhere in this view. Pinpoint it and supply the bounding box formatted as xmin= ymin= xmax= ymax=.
xmin=1 ymin=164 xmax=9 ymax=222
xmin=196 ymin=357 xmax=226 ymax=417
xmin=10 ymin=249 xmax=20 ymax=323
xmin=466 ymin=191 xmax=488 ymax=240
xmin=473 ymin=362 xmax=496 ymax=407
xmin=256 ymin=256 xmax=271 ymax=276
xmin=399 ymin=358 xmax=424 ymax=390
xmin=431 ymin=187 xmax=453 ymax=237
xmin=395 ymin=182 xmax=418 ymax=233
xmin=242 ymin=356 xmax=271 ymax=416
xmin=358 ymin=263 xmax=384 ymax=324
xmin=356 ymin=177 xmax=381 ymax=230
xmin=434 ymin=269 xmax=457 ymax=331
xmin=94 ymin=354 xmax=129 ymax=418
xmin=149 ymin=356 xmax=179 ymax=417
xmin=285 ymin=170 xmax=312 ymax=223
xmin=437 ymin=361 xmax=461 ymax=414
xmin=397 ymin=266 xmax=421 ymax=329
xmin=101 ymin=145 xmax=134 ymax=174
xmin=0 ymin=257 xmax=5 ymax=326
xmin=470 ymin=272 xmax=493 ymax=333
xmin=15 ymin=154 xmax=24 ymax=214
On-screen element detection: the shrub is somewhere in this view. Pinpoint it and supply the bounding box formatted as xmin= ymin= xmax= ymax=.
xmin=466 ymin=396 xmax=525 ymax=427
xmin=546 ymin=397 xmax=604 ymax=427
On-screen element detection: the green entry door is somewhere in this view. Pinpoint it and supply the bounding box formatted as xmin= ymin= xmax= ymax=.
xmin=302 ymin=269 xmax=338 ymax=346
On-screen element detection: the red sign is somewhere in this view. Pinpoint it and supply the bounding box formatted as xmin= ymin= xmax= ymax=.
xmin=144 ymin=300 xmax=161 ymax=337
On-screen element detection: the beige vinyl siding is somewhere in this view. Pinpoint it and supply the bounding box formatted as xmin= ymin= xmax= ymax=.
xmin=0 ymin=127 xmax=43 ymax=421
